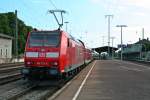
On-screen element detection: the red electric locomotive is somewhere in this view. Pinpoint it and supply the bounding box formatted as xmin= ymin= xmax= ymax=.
xmin=21 ymin=10 xmax=93 ymax=79
xmin=21 ymin=29 xmax=87 ymax=79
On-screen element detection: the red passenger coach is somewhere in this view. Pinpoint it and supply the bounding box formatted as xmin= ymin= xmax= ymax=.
xmin=22 ymin=29 xmax=86 ymax=79
xmin=85 ymin=48 xmax=92 ymax=64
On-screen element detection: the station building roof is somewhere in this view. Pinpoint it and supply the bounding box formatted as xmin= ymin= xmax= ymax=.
xmin=0 ymin=33 xmax=13 ymax=39
xmin=93 ymin=46 xmax=118 ymax=54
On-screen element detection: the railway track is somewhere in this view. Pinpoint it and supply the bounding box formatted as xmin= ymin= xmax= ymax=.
xmin=11 ymin=65 xmax=86 ymax=100
xmin=0 ymin=63 xmax=24 ymax=85
xmin=0 ymin=66 xmax=22 ymax=73
xmin=0 ymin=82 xmax=36 ymax=100
xmin=17 ymin=75 xmax=77 ymax=100
xmin=0 ymin=61 xmax=92 ymax=100
xmin=0 ymin=62 xmax=23 ymax=69
xmin=0 ymin=78 xmax=71 ymax=100
xmin=0 ymin=72 xmax=22 ymax=85
xmin=0 ymin=69 xmax=78 ymax=100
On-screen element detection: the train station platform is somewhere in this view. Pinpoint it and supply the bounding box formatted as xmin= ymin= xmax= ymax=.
xmin=49 ymin=60 xmax=150 ymax=100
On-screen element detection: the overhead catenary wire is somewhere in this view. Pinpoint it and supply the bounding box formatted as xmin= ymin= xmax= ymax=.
xmin=49 ymin=0 xmax=57 ymax=9
xmin=21 ymin=0 xmax=43 ymax=28
xmin=48 ymin=10 xmax=66 ymax=29
xmin=22 ymin=0 xmax=58 ymax=29
xmin=48 ymin=0 xmax=67 ymax=29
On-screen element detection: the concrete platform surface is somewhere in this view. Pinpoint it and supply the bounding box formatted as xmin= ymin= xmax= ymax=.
xmin=51 ymin=60 xmax=150 ymax=100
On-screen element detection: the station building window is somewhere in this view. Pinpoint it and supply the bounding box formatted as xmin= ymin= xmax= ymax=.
xmin=0 ymin=49 xmax=3 ymax=57
xmin=6 ymin=49 xmax=7 ymax=58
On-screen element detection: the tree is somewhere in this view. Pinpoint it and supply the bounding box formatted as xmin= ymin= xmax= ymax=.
xmin=0 ymin=12 xmax=33 ymax=55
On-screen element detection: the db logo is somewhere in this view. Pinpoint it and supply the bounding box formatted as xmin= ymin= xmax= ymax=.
xmin=39 ymin=52 xmax=45 ymax=57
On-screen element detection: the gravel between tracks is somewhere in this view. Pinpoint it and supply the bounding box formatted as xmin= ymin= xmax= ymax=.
xmin=0 ymin=78 xmax=69 ymax=100
xmin=17 ymin=86 xmax=58 ymax=100
xmin=0 ymin=79 xmax=36 ymax=100
xmin=0 ymin=79 xmax=25 ymax=94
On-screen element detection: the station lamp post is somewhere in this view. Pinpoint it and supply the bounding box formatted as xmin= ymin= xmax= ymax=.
xmin=105 ymin=15 xmax=113 ymax=59
xmin=116 ymin=25 xmax=127 ymax=61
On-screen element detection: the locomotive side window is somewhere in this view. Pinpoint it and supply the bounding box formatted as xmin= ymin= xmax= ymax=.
xmin=67 ymin=38 xmax=69 ymax=47
xmin=29 ymin=32 xmax=60 ymax=47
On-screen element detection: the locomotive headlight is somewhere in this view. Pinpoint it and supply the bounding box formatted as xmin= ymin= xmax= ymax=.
xmin=26 ymin=52 xmax=38 ymax=57
xmin=27 ymin=62 xmax=31 ymax=65
xmin=53 ymin=62 xmax=58 ymax=66
xmin=51 ymin=62 xmax=58 ymax=66
xmin=46 ymin=52 xmax=59 ymax=58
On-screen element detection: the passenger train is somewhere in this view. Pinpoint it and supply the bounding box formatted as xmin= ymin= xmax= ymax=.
xmin=21 ymin=29 xmax=92 ymax=79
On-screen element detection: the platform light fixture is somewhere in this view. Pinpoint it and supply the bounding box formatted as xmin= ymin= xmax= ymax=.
xmin=116 ymin=25 xmax=127 ymax=61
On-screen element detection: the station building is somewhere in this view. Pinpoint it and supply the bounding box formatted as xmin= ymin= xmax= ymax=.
xmin=122 ymin=38 xmax=150 ymax=61
xmin=0 ymin=33 xmax=13 ymax=59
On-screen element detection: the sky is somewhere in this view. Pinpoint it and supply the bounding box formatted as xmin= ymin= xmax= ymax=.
xmin=0 ymin=0 xmax=150 ymax=48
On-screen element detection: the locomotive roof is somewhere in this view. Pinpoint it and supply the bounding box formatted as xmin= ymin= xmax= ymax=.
xmin=31 ymin=30 xmax=61 ymax=34
xmin=31 ymin=29 xmax=85 ymax=46
xmin=68 ymin=34 xmax=84 ymax=46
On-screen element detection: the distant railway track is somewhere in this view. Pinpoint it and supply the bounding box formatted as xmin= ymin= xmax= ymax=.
xmin=0 ymin=73 xmax=22 ymax=85
xmin=0 ymin=62 xmax=24 ymax=69
xmin=0 ymin=63 xmax=23 ymax=85
xmin=0 ymin=66 xmax=23 ymax=73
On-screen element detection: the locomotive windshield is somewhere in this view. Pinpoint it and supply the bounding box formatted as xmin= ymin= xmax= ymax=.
xmin=29 ymin=31 xmax=60 ymax=47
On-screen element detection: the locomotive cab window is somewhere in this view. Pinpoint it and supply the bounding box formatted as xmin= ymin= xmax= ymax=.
xmin=28 ymin=31 xmax=60 ymax=47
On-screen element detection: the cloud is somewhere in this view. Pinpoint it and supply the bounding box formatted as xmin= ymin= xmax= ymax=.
xmin=90 ymin=0 xmax=150 ymax=9
xmin=90 ymin=0 xmax=101 ymax=3
xmin=30 ymin=0 xmax=45 ymax=4
xmin=123 ymin=0 xmax=150 ymax=9
xmin=135 ymin=12 xmax=146 ymax=16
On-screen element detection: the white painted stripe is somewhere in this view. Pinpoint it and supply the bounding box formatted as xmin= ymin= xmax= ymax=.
xmin=72 ymin=61 xmax=97 ymax=100
xmin=48 ymin=81 xmax=72 ymax=100
xmin=119 ymin=66 xmax=142 ymax=72
xmin=124 ymin=61 xmax=150 ymax=69
xmin=114 ymin=60 xmax=150 ymax=71
xmin=114 ymin=60 xmax=150 ymax=69
xmin=48 ymin=62 xmax=95 ymax=100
